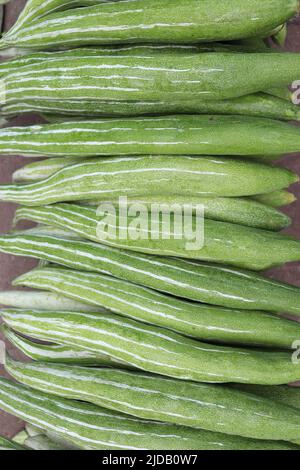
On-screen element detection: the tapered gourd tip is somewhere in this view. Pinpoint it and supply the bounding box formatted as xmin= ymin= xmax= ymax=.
xmin=291 ymin=172 xmax=300 ymax=185
xmin=281 ymin=214 xmax=293 ymax=229
xmin=12 ymin=168 xmax=25 ymax=182
xmin=286 ymin=192 xmax=297 ymax=204
xmin=295 ymin=174 xmax=300 ymax=184
xmin=291 ymin=193 xmax=297 ymax=203
xmin=272 ymin=24 xmax=287 ymax=47
xmin=12 ymin=274 xmax=28 ymax=287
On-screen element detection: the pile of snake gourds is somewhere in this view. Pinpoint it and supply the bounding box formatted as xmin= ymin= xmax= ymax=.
xmin=2 ymin=0 xmax=300 ymax=451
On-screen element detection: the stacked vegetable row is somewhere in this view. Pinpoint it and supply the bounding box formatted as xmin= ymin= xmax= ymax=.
xmin=1 ymin=0 xmax=300 ymax=450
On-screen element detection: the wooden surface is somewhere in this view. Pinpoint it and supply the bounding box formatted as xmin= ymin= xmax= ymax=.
xmin=0 ymin=1 xmax=300 ymax=439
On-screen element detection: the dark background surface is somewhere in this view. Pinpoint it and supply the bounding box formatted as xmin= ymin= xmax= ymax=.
xmin=0 ymin=1 xmax=300 ymax=439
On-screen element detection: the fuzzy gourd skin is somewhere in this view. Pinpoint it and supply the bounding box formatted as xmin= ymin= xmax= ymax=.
xmin=3 ymin=52 xmax=300 ymax=105
xmin=3 ymin=94 xmax=300 ymax=122
xmin=0 ymin=45 xmax=292 ymax=115
xmin=10 ymin=265 xmax=300 ymax=349
xmin=252 ymin=190 xmax=296 ymax=207
xmin=6 ymin=357 xmax=300 ymax=442
xmin=1 ymin=117 xmax=300 ymax=158
xmin=13 ymin=203 xmax=300 ymax=271
xmin=11 ymin=159 xmax=293 ymax=230
xmin=0 ymin=377 xmax=298 ymax=450
xmin=3 ymin=308 xmax=300 ymax=385
xmin=1 ymin=231 xmax=300 ymax=314
xmin=1 ymin=0 xmax=299 ymax=49
xmin=9 ymin=160 xmax=292 ymax=230
xmin=0 ymin=156 xmax=297 ymax=204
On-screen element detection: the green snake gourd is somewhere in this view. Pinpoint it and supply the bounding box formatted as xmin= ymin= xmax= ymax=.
xmin=11 ymin=265 xmax=300 ymax=349
xmin=13 ymin=203 xmax=300 ymax=270
xmin=1 ymin=231 xmax=300 ymax=314
xmin=1 ymin=117 xmax=300 ymax=158
xmin=6 ymin=357 xmax=300 ymax=442
xmin=1 ymin=0 xmax=299 ymax=49
xmin=0 ymin=377 xmax=297 ymax=450
xmin=2 ymin=308 xmax=300 ymax=385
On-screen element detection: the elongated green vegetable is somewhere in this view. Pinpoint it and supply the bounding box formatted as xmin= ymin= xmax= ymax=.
xmin=252 ymin=190 xmax=297 ymax=207
xmin=12 ymin=157 xmax=272 ymax=184
xmin=72 ymin=196 xmax=290 ymax=231
xmin=10 ymin=182 xmax=291 ymax=235
xmin=2 ymin=117 xmax=300 ymax=158
xmin=0 ymin=289 xmax=110 ymax=313
xmin=0 ymin=46 xmax=292 ymax=110
xmin=11 ymin=161 xmax=292 ymax=230
xmin=14 ymin=203 xmax=300 ymax=270
xmin=0 ymin=46 xmax=288 ymax=110
xmin=81 ymin=195 xmax=291 ymax=231
xmin=80 ymin=208 xmax=300 ymax=269
xmin=3 ymin=307 xmax=300 ymax=385
xmin=0 ymin=435 xmax=26 ymax=450
xmin=1 ymin=157 xmax=297 ymax=206
xmin=1 ymin=0 xmax=298 ymax=49
xmin=14 ymin=266 xmax=300 ymax=349
xmin=2 ymin=325 xmax=131 ymax=368
xmin=3 ymin=51 xmax=300 ymax=104
xmin=6 ymin=357 xmax=300 ymax=441
xmin=4 ymin=93 xmax=300 ymax=122
xmin=12 ymin=156 xmax=281 ymax=184
xmin=0 ymin=378 xmax=297 ymax=450
xmin=2 ymin=231 xmax=300 ymax=314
